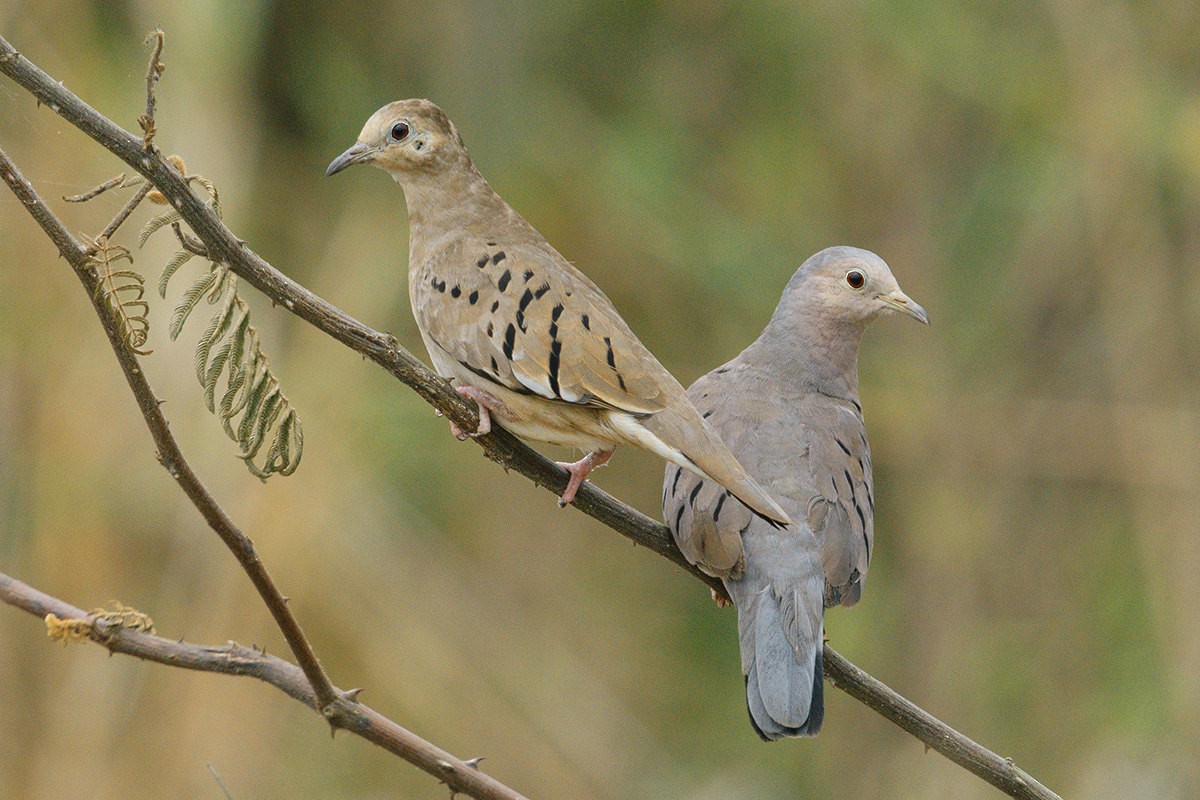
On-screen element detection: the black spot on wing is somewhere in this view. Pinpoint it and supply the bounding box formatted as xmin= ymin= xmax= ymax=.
xmin=702 ymin=410 xmax=713 ymax=419
xmin=835 ymin=438 xmax=852 ymax=457
xmin=534 ymin=283 xmax=551 ymax=300
xmin=492 ymin=251 xmax=507 ymax=264
xmin=548 ymin=340 xmax=562 ymax=397
xmin=497 ymin=269 xmax=511 ymax=292
xmin=603 ymin=335 xmax=626 ymax=391
xmin=431 ymin=276 xmax=446 ymax=293
xmin=486 ymin=321 xmax=494 ymax=338
xmin=712 ymin=491 xmax=728 ymax=522
xmin=503 ymin=324 xmax=516 ymax=360
xmin=548 ymin=303 xmax=565 ymax=397
xmin=468 ymin=290 xmax=479 ymax=305
xmin=490 ymin=356 xmax=498 ymax=374
xmin=581 ymin=313 xmax=590 ymax=331
xmin=516 ymin=288 xmax=534 ymax=332
xmin=688 ymin=482 xmax=702 ymax=506
xmin=523 ymin=269 xmax=534 ymax=282
xmin=673 ymin=503 xmax=685 ymax=533
xmin=475 ymin=254 xmax=489 ymax=268
xmin=491 ymin=300 xmax=500 ymax=313
xmin=670 ymin=466 xmax=683 ymax=497
xmin=450 ymin=285 xmax=461 ymax=298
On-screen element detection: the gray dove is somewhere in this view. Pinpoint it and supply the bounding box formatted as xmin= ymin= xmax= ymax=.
xmin=663 ymin=246 xmax=927 ymax=738
xmin=327 ymin=99 xmax=790 ymax=525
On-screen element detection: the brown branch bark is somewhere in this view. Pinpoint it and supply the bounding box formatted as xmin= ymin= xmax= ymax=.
xmin=0 ymin=572 xmax=527 ymax=800
xmin=0 ymin=32 xmax=1061 ymax=800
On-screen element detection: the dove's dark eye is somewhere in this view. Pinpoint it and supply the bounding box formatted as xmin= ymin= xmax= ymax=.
xmin=388 ymin=121 xmax=411 ymax=142
xmin=845 ymin=270 xmax=865 ymax=289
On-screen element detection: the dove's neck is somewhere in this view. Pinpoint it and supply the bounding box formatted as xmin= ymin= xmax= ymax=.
xmin=745 ymin=307 xmax=865 ymax=403
xmin=399 ymin=159 xmax=532 ymax=269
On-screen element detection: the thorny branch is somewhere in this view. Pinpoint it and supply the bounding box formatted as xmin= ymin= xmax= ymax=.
xmin=0 ymin=573 xmax=527 ymax=800
xmin=0 ymin=32 xmax=1060 ymax=800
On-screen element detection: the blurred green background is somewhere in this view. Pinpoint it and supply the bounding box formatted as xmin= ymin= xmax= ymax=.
xmin=2 ymin=2 xmax=1198 ymax=798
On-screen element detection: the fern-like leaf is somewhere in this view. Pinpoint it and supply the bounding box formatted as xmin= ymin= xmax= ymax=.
xmin=169 ymin=269 xmax=220 ymax=340
xmin=157 ymin=249 xmax=194 ymax=298
xmin=85 ymin=235 xmax=152 ymax=356
xmin=140 ymin=168 xmax=303 ymax=479
xmin=137 ymin=208 xmax=182 ymax=247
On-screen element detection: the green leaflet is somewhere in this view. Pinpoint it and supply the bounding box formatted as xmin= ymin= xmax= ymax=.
xmin=140 ymin=172 xmax=302 ymax=480
xmin=85 ymin=235 xmax=153 ymax=357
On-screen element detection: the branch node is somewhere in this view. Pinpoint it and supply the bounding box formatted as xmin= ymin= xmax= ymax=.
xmin=170 ymin=221 xmax=209 ymax=257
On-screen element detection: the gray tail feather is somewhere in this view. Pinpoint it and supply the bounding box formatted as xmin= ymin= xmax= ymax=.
xmin=746 ymin=646 xmax=823 ymax=740
xmin=741 ymin=587 xmax=824 ymax=740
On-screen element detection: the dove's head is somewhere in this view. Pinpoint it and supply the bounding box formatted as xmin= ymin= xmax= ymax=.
xmin=784 ymin=246 xmax=928 ymax=327
xmin=326 ymin=99 xmax=469 ymax=182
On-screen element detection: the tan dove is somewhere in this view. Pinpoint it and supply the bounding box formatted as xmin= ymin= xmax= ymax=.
xmin=663 ymin=246 xmax=927 ymax=739
xmin=327 ymin=99 xmax=790 ymax=525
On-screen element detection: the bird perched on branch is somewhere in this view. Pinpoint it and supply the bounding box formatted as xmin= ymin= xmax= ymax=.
xmin=327 ymin=99 xmax=790 ymax=525
xmin=663 ymin=246 xmax=927 ymax=739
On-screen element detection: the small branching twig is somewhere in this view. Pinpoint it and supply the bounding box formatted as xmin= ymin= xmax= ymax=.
xmin=139 ymin=28 xmax=164 ymax=149
xmin=63 ymin=173 xmax=126 ymax=202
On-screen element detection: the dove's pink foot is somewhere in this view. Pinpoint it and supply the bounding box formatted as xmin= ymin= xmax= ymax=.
xmin=449 ymin=385 xmax=505 ymax=439
xmin=556 ymin=448 xmax=614 ymax=506
xmin=710 ymin=588 xmax=733 ymax=608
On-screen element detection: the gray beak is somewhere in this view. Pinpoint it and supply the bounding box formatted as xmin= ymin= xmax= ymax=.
xmin=878 ymin=290 xmax=930 ymax=325
xmin=326 ymin=141 xmax=378 ymax=177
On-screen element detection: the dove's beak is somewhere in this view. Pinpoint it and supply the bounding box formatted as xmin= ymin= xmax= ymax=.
xmin=326 ymin=141 xmax=379 ymax=176
xmin=878 ymin=290 xmax=929 ymax=325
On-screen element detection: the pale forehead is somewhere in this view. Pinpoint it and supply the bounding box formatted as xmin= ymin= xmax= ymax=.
xmin=359 ymin=99 xmax=447 ymax=138
xmin=804 ymin=246 xmax=892 ymax=279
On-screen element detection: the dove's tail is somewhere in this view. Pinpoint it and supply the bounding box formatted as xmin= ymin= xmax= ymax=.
xmin=730 ymin=574 xmax=825 ymax=740
xmin=630 ymin=405 xmax=792 ymax=527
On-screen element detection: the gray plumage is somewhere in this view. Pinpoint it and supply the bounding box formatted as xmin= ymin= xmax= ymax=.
xmin=663 ymin=246 xmax=927 ymax=739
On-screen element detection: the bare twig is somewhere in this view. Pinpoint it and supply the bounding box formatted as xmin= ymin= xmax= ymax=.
xmin=0 ymin=573 xmax=528 ymax=800
xmin=0 ymin=33 xmax=1062 ymax=800
xmin=139 ymin=28 xmax=164 ymax=148
xmin=63 ymin=172 xmax=126 ymax=202
xmin=84 ymin=181 xmax=154 ymax=254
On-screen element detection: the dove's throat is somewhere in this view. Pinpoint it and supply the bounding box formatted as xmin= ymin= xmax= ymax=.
xmin=401 ymin=165 xmax=538 ymax=270
xmin=745 ymin=311 xmax=866 ymax=404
